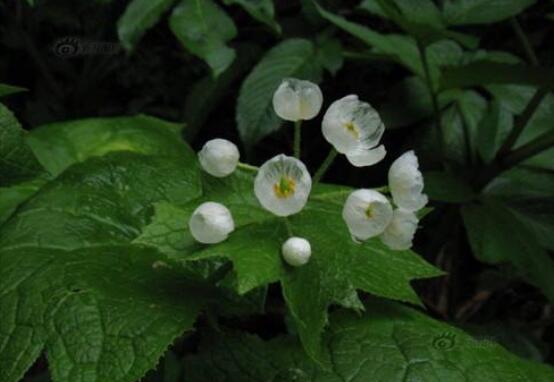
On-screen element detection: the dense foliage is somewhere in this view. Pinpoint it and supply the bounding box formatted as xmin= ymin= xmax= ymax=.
xmin=1 ymin=0 xmax=554 ymax=381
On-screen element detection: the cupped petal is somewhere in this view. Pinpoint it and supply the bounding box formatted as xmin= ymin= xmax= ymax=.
xmin=322 ymin=95 xmax=362 ymax=154
xmin=380 ymin=209 xmax=419 ymax=250
xmin=388 ymin=150 xmax=428 ymax=211
xmin=189 ymin=202 xmax=235 ymax=244
xmin=198 ymin=138 xmax=240 ymax=177
xmin=342 ymin=189 xmax=393 ymax=241
xmin=322 ymin=94 xmax=386 ymax=161
xmin=254 ymin=154 xmax=312 ymax=217
xmin=273 ymin=78 xmax=322 ymax=121
xmin=345 ymin=144 xmax=386 ymax=167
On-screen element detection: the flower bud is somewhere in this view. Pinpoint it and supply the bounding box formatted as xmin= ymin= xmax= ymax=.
xmin=281 ymin=237 xmax=312 ymax=266
xmin=189 ymin=202 xmax=234 ymax=244
xmin=272 ymin=78 xmax=323 ymax=121
xmin=198 ymin=139 xmax=240 ymax=178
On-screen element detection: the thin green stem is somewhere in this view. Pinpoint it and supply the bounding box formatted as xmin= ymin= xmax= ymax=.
xmin=510 ymin=17 xmax=539 ymax=66
xmin=417 ymin=40 xmax=444 ymax=162
xmin=497 ymin=87 xmax=548 ymax=157
xmin=502 ymin=129 xmax=554 ymax=169
xmin=313 ymin=148 xmax=338 ymax=185
xmin=283 ymin=217 xmax=293 ymax=237
xmin=294 ymin=120 xmax=302 ymax=158
xmin=237 ymin=162 xmax=259 ymax=172
xmin=476 ymin=129 xmax=554 ymax=190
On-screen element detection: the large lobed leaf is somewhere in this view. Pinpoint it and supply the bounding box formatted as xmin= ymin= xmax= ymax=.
xmin=185 ymin=299 xmax=554 ymax=381
xmin=0 ymin=116 xmax=207 ymax=382
xmin=0 ymin=103 xmax=44 ymax=187
xmin=462 ymin=197 xmax=554 ymax=303
xmin=136 ymin=170 xmax=444 ymax=366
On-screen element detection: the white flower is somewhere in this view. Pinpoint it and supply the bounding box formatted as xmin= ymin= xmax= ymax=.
xmin=322 ymin=95 xmax=386 ymax=167
xmin=189 ymin=202 xmax=235 ymax=244
xmin=380 ymin=209 xmax=419 ymax=250
xmin=281 ymin=237 xmax=312 ymax=266
xmin=272 ymin=78 xmax=323 ymax=121
xmin=388 ymin=150 xmax=428 ymax=211
xmin=254 ymin=154 xmax=312 ymax=217
xmin=342 ymin=189 xmax=393 ymax=241
xmin=198 ymin=138 xmax=240 ymax=177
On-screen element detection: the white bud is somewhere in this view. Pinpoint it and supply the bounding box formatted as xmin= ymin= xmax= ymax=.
xmin=388 ymin=150 xmax=428 ymax=211
xmin=254 ymin=154 xmax=312 ymax=217
xmin=272 ymin=78 xmax=323 ymax=121
xmin=342 ymin=189 xmax=393 ymax=241
xmin=189 ymin=202 xmax=235 ymax=244
xmin=198 ymin=139 xmax=240 ymax=178
xmin=322 ymin=95 xmax=386 ymax=167
xmin=380 ymin=209 xmax=419 ymax=250
xmin=281 ymin=237 xmax=312 ymax=266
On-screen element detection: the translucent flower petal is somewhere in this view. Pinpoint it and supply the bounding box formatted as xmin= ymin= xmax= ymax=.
xmin=342 ymin=189 xmax=393 ymax=241
xmin=272 ymin=78 xmax=323 ymax=121
xmin=281 ymin=237 xmax=311 ymax=266
xmin=345 ymin=144 xmax=386 ymax=167
xmin=322 ymin=95 xmax=386 ymax=166
xmin=254 ymin=154 xmax=312 ymax=217
xmin=198 ymin=139 xmax=240 ymax=177
xmin=388 ymin=150 xmax=428 ymax=211
xmin=189 ymin=202 xmax=235 ymax=244
xmin=380 ymin=209 xmax=419 ymax=250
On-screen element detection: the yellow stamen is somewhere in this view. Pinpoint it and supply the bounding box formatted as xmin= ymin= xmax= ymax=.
xmin=365 ymin=204 xmax=373 ymax=218
xmin=344 ymin=121 xmax=359 ymax=139
xmin=274 ymin=176 xmax=296 ymax=199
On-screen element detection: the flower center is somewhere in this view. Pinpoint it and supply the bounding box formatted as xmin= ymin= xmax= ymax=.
xmin=365 ymin=203 xmax=374 ymax=219
xmin=343 ymin=121 xmax=360 ymax=139
xmin=274 ymin=176 xmax=296 ymax=199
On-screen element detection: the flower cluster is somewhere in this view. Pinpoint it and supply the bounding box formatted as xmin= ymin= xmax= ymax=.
xmin=189 ymin=78 xmax=428 ymax=266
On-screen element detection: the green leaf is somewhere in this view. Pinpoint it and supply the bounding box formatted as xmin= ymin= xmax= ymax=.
xmin=477 ymin=100 xmax=514 ymax=163
xmin=223 ymin=0 xmax=281 ymax=34
xmin=26 ymin=114 xmax=186 ymax=176
xmin=0 ymin=178 xmax=46 ymax=225
xmin=185 ymin=299 xmax=554 ymax=381
xmin=370 ymin=0 xmax=479 ymax=48
xmin=169 ymin=0 xmax=238 ymax=77
xmin=0 ymin=83 xmax=27 ymax=97
xmin=0 ymin=103 xmax=44 ymax=187
xmin=486 ymin=167 xmax=554 ymax=250
xmin=0 ymin=138 xmax=207 ymax=382
xmin=117 ymin=0 xmax=176 ymax=51
xmin=361 ymin=0 xmax=444 ymax=29
xmin=443 ymin=0 xmax=536 ymax=25
xmin=514 ymin=92 xmax=554 ymax=170
xmin=424 ymin=171 xmax=475 ymax=202
xmin=316 ymin=2 xmax=423 ymax=76
xmin=315 ymin=35 xmax=344 ymax=76
xmin=440 ymin=90 xmax=487 ymax=165
xmin=236 ymin=38 xmax=322 ymax=147
xmin=0 ymin=246 xmax=207 ymax=382
xmin=136 ymin=172 xmax=443 ymax=365
xmin=440 ymin=62 xmax=554 ymax=90
xmin=462 ymin=197 xmax=554 ymax=302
